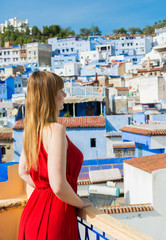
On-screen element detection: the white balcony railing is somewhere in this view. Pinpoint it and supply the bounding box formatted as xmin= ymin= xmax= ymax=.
xmin=64 ymin=86 xmax=105 ymax=97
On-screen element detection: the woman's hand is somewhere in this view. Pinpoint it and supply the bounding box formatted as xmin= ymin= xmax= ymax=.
xmin=79 ymin=198 xmax=93 ymax=209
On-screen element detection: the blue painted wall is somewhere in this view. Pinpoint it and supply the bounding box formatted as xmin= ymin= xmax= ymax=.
xmin=105 ymin=115 xmax=131 ymax=132
xmin=6 ymin=77 xmax=15 ymax=99
xmin=13 ymin=127 xmax=106 ymax=161
xmin=79 ymin=156 xmax=134 ymax=178
xmin=13 ymin=129 xmax=23 ymax=162
xmin=67 ymin=128 xmax=106 ymax=160
xmin=122 ymin=131 xmax=165 ymax=157
xmin=133 ymin=112 xmax=146 ymax=124
xmin=0 ymin=83 xmax=7 ymax=100
xmin=0 ymin=162 xmax=18 ymax=182
xmin=150 ymin=114 xmax=166 ymax=122
xmin=135 ymin=142 xmax=164 ymax=157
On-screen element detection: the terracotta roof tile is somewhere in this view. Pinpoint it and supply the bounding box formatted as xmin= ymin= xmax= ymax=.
xmin=13 ymin=117 xmax=105 ymax=130
xmin=0 ymin=132 xmax=13 ymax=141
xmin=113 ymin=144 xmax=135 ymax=149
xmin=115 ymin=87 xmax=129 ymax=91
xmin=58 ymin=116 xmax=105 ymax=128
xmin=120 ymin=125 xmax=166 ymax=136
xmin=138 ymin=67 xmax=161 ymax=72
xmin=96 ymin=203 xmax=153 ymax=214
xmin=77 ymin=177 xmax=123 ymax=185
xmin=124 ymin=153 xmax=166 ymax=173
xmin=13 ymin=119 xmax=24 ymax=130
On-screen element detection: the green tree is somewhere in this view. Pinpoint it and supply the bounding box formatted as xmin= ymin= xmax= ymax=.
xmin=113 ymin=28 xmax=127 ymax=34
xmin=142 ymin=25 xmax=154 ymax=35
xmin=91 ymin=25 xmax=101 ymax=35
xmin=32 ymin=26 xmax=40 ymax=36
xmin=25 ymin=26 xmax=30 ymax=36
xmin=49 ymin=25 xmax=61 ymax=36
xmin=40 ymin=36 xmax=45 ymax=43
xmin=15 ymin=36 xmax=24 ymax=45
xmin=128 ymin=27 xmax=142 ymax=34
xmin=43 ymin=26 xmax=50 ymax=36
xmin=14 ymin=29 xmax=20 ymax=39
xmin=79 ymin=28 xmax=91 ymax=38
xmin=9 ymin=32 xmax=15 ymax=42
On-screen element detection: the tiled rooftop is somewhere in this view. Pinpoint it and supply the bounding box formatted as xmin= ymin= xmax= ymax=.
xmin=77 ymin=178 xmax=123 ymax=185
xmin=115 ymin=87 xmax=129 ymax=91
xmin=113 ymin=144 xmax=135 ymax=149
xmin=124 ymin=153 xmax=166 ymax=173
xmin=0 ymin=132 xmax=13 ymax=141
xmin=58 ymin=116 xmax=105 ymax=128
xmin=96 ymin=203 xmax=153 ymax=214
xmin=105 ymin=132 xmax=122 ymax=137
xmin=13 ymin=116 xmax=105 ymax=130
xmin=120 ymin=124 xmax=166 ymax=136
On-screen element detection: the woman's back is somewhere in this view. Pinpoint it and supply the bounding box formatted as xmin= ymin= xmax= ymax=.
xmin=18 ymin=125 xmax=84 ymax=240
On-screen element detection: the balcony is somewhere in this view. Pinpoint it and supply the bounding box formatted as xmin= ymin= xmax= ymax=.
xmin=0 ymin=164 xmax=155 ymax=240
xmin=64 ymin=86 xmax=105 ymax=97
xmin=77 ymin=206 xmax=155 ymax=240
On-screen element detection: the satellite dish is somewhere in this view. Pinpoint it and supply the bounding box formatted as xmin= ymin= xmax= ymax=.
xmin=12 ymin=108 xmax=18 ymax=116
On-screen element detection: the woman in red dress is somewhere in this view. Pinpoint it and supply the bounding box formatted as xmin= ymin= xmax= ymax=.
xmin=18 ymin=71 xmax=92 ymax=240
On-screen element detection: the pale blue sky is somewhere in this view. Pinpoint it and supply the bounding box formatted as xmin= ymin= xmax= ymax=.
xmin=0 ymin=0 xmax=166 ymax=34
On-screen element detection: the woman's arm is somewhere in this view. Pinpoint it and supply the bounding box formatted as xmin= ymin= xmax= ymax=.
xmin=18 ymin=150 xmax=36 ymax=188
xmin=47 ymin=123 xmax=92 ymax=209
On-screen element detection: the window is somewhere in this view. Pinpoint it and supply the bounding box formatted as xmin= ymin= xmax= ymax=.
xmin=1 ymin=146 xmax=6 ymax=157
xmin=122 ymin=43 xmax=125 ymax=47
xmin=138 ymin=144 xmax=142 ymax=157
xmin=128 ymin=149 xmax=135 ymax=157
xmin=90 ymin=138 xmax=96 ymax=148
xmin=114 ymin=149 xmax=123 ymax=157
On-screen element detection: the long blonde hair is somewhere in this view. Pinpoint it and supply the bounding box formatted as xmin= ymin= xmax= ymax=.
xmin=23 ymin=71 xmax=64 ymax=170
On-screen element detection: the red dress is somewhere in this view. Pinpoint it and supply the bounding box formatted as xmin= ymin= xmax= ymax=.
xmin=18 ymin=135 xmax=83 ymax=240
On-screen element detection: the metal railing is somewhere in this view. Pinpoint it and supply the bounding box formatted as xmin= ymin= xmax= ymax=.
xmin=77 ymin=206 xmax=155 ymax=240
xmin=64 ymin=86 xmax=105 ymax=97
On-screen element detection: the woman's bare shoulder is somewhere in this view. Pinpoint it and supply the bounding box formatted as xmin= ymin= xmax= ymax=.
xmin=43 ymin=122 xmax=66 ymax=138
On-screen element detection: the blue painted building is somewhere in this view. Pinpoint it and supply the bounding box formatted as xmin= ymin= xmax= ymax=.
xmin=0 ymin=75 xmax=23 ymax=101
xmin=13 ymin=116 xmax=107 ymax=162
xmin=0 ymin=77 xmax=14 ymax=100
xmin=120 ymin=124 xmax=166 ymax=157
xmin=133 ymin=112 xmax=146 ymax=124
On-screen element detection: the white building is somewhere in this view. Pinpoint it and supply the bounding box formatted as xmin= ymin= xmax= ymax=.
xmin=153 ymin=27 xmax=166 ymax=46
xmin=141 ymin=49 xmax=166 ymax=68
xmin=0 ymin=43 xmax=52 ymax=66
xmin=54 ymin=62 xmax=80 ymax=77
xmin=139 ymin=76 xmax=166 ymax=104
xmin=0 ymin=17 xmax=29 ymax=33
xmin=48 ymin=37 xmax=92 ymax=56
xmin=80 ymin=50 xmax=103 ymax=65
xmin=121 ymin=153 xmax=166 ymax=239
xmin=113 ymin=36 xmax=153 ymax=56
